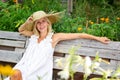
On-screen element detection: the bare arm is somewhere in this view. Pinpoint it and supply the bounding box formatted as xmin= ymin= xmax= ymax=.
xmin=53 ymin=33 xmax=110 ymax=45
xmin=18 ymin=16 xmax=34 ymax=37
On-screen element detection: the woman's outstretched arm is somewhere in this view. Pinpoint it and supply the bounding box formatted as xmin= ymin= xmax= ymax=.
xmin=53 ymin=33 xmax=110 ymax=44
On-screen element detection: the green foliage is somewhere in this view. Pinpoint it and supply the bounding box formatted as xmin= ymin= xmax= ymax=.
xmin=0 ymin=0 xmax=65 ymax=32
xmin=0 ymin=0 xmax=120 ymax=41
xmin=0 ymin=1 xmax=32 ymax=31
xmin=72 ymin=0 xmax=120 ymax=41
xmin=87 ymin=22 xmax=120 ymax=41
xmin=53 ymin=15 xmax=86 ymax=33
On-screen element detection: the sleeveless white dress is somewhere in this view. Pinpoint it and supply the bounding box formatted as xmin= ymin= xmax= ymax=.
xmin=4 ymin=33 xmax=54 ymax=80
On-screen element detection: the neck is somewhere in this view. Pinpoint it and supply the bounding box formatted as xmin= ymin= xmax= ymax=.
xmin=40 ymin=31 xmax=48 ymax=38
xmin=37 ymin=31 xmax=48 ymax=43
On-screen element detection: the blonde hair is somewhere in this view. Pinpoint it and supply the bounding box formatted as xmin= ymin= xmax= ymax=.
xmin=33 ymin=17 xmax=53 ymax=37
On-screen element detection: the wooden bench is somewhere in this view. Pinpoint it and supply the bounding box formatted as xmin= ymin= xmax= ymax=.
xmin=0 ymin=30 xmax=120 ymax=79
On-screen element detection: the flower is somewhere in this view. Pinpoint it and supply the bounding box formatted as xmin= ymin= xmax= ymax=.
xmin=100 ymin=18 xmax=105 ymax=21
xmin=91 ymin=62 xmax=100 ymax=69
xmin=58 ymin=69 xmax=69 ymax=80
xmin=84 ymin=56 xmax=92 ymax=77
xmin=13 ymin=0 xmax=17 ymax=2
xmin=89 ymin=21 xmax=94 ymax=24
xmin=105 ymin=17 xmax=109 ymax=23
xmin=58 ymin=62 xmax=70 ymax=80
xmin=74 ymin=56 xmax=84 ymax=67
xmin=77 ymin=27 xmax=82 ymax=31
xmin=116 ymin=17 xmax=120 ymax=20
xmin=96 ymin=67 xmax=112 ymax=79
xmin=100 ymin=17 xmax=109 ymax=23
xmin=54 ymin=58 xmax=63 ymax=68
xmin=0 ymin=65 xmax=15 ymax=76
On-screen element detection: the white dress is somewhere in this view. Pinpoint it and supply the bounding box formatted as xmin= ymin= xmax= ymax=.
xmin=4 ymin=33 xmax=54 ymax=80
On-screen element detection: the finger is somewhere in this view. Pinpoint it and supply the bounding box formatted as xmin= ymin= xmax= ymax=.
xmin=105 ymin=37 xmax=110 ymax=41
xmin=104 ymin=40 xmax=110 ymax=44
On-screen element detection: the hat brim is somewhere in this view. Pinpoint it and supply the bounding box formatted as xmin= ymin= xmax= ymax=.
xmin=22 ymin=11 xmax=64 ymax=32
xmin=33 ymin=11 xmax=63 ymax=23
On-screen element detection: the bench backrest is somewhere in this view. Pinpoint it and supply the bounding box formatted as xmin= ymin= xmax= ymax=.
xmin=0 ymin=31 xmax=27 ymax=63
xmin=0 ymin=30 xmax=120 ymax=75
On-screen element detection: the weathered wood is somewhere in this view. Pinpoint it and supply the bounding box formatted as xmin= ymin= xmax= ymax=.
xmin=0 ymin=30 xmax=26 ymax=41
xmin=67 ymin=0 xmax=73 ymax=15
xmin=0 ymin=30 xmax=120 ymax=78
xmin=57 ymin=39 xmax=120 ymax=50
xmin=0 ymin=39 xmax=25 ymax=48
xmin=55 ymin=44 xmax=120 ymax=60
xmin=15 ymin=48 xmax=25 ymax=52
xmin=0 ymin=50 xmax=23 ymax=63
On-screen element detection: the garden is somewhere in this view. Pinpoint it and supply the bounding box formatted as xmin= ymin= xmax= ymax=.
xmin=0 ymin=0 xmax=120 ymax=41
xmin=0 ymin=0 xmax=120 ymax=80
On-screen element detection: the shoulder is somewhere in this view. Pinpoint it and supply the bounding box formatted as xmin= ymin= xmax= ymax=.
xmin=52 ymin=33 xmax=65 ymax=40
xmin=52 ymin=33 xmax=71 ymax=43
xmin=51 ymin=33 xmax=64 ymax=44
xmin=51 ymin=33 xmax=79 ymax=47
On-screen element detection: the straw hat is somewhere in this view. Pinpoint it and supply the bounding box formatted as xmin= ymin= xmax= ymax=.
xmin=32 ymin=11 xmax=63 ymax=23
xmin=22 ymin=11 xmax=64 ymax=32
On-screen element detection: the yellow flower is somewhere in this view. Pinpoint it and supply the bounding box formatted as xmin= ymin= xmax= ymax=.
xmin=0 ymin=65 xmax=15 ymax=76
xmin=105 ymin=17 xmax=109 ymax=23
xmin=100 ymin=18 xmax=105 ymax=21
xmin=89 ymin=21 xmax=94 ymax=24
xmin=77 ymin=27 xmax=82 ymax=31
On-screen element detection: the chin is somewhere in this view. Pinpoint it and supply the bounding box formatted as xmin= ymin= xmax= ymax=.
xmin=40 ymin=30 xmax=46 ymax=33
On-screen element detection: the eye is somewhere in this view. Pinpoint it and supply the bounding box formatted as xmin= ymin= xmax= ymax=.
xmin=37 ymin=22 xmax=41 ymax=25
xmin=42 ymin=20 xmax=46 ymax=23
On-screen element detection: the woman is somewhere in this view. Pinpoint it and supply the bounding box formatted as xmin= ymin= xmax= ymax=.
xmin=5 ymin=11 xmax=110 ymax=80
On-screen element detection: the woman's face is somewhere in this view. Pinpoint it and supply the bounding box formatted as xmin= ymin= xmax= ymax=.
xmin=36 ymin=18 xmax=49 ymax=33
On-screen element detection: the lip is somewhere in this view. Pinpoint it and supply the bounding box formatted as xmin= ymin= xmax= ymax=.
xmin=40 ymin=26 xmax=45 ymax=30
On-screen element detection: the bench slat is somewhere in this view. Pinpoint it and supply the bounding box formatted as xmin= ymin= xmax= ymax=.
xmin=0 ymin=30 xmax=26 ymax=41
xmin=0 ymin=50 xmax=23 ymax=63
xmin=55 ymin=44 xmax=120 ymax=60
xmin=0 ymin=39 xmax=25 ymax=48
xmin=59 ymin=39 xmax=120 ymax=50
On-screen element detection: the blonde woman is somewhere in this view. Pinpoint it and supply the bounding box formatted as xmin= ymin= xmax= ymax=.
xmin=5 ymin=11 xmax=110 ymax=80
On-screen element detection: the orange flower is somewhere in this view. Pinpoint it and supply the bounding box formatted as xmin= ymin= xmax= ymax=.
xmin=116 ymin=17 xmax=120 ymax=20
xmin=13 ymin=0 xmax=17 ymax=2
xmin=77 ymin=27 xmax=82 ymax=31
xmin=100 ymin=18 xmax=105 ymax=21
xmin=0 ymin=65 xmax=15 ymax=76
xmin=105 ymin=18 xmax=109 ymax=23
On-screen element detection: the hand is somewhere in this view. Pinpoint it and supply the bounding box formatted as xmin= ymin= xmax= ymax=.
xmin=26 ymin=16 xmax=33 ymax=24
xmin=97 ymin=37 xmax=110 ymax=44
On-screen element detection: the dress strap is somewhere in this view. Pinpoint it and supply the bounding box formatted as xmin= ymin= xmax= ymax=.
xmin=46 ymin=32 xmax=54 ymax=42
xmin=48 ymin=33 xmax=53 ymax=38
